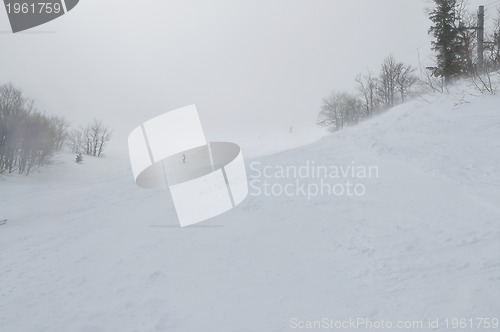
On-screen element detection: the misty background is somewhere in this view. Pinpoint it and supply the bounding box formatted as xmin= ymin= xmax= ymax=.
xmin=0 ymin=0 xmax=492 ymax=156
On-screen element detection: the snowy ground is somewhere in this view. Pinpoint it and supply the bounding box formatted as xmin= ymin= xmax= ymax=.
xmin=1 ymin=84 xmax=500 ymax=331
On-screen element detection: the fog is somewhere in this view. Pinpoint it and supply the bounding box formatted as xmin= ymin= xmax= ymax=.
xmin=0 ymin=0 xmax=491 ymax=156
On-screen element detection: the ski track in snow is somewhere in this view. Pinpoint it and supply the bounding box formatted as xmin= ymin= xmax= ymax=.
xmin=1 ymin=83 xmax=500 ymax=331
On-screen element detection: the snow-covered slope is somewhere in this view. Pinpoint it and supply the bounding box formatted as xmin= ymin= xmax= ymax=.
xmin=1 ymin=85 xmax=500 ymax=332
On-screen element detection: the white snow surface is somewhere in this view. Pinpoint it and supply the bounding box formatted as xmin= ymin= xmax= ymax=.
xmin=1 ymin=84 xmax=500 ymax=331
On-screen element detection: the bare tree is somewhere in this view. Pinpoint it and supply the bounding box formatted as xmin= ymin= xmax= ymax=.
xmin=68 ymin=119 xmax=112 ymax=157
xmin=469 ymin=64 xmax=497 ymax=95
xmin=49 ymin=116 xmax=70 ymax=151
xmin=87 ymin=119 xmax=112 ymax=157
xmin=0 ymin=83 xmax=68 ymax=175
xmin=68 ymin=127 xmax=85 ymax=154
xmin=419 ymin=65 xmax=447 ymax=94
xmin=395 ymin=62 xmax=418 ymax=102
xmin=355 ymin=71 xmax=379 ymax=118
xmin=377 ymin=56 xmax=418 ymax=107
xmin=485 ymin=8 xmax=500 ymax=69
xmin=378 ymin=55 xmax=400 ymax=109
xmin=317 ymin=91 xmax=363 ymax=132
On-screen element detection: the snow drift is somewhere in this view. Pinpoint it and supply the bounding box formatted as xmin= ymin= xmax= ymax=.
xmin=1 ymin=84 xmax=500 ymax=331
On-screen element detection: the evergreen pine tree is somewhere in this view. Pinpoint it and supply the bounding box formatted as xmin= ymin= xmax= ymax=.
xmin=429 ymin=0 xmax=468 ymax=84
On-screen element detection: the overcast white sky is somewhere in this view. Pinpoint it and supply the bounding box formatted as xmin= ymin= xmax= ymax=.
xmin=1 ymin=0 xmax=496 ymax=156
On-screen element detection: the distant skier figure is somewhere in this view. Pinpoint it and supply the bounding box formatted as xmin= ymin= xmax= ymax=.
xmin=182 ymin=153 xmax=186 ymax=164
xmin=289 ymin=126 xmax=293 ymax=133
xmin=76 ymin=153 xmax=83 ymax=163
